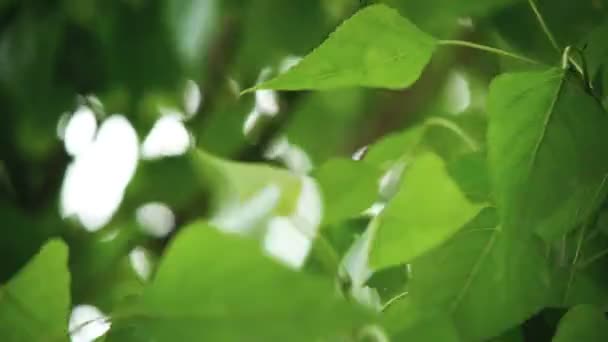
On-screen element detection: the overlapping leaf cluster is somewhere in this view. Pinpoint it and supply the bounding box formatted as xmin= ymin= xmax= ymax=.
xmin=2 ymin=1 xmax=608 ymax=341
xmin=251 ymin=4 xmax=608 ymax=340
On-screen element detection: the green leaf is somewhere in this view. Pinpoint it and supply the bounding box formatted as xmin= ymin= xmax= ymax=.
xmin=365 ymin=264 xmax=408 ymax=303
xmin=314 ymin=158 xmax=380 ymax=224
xmin=0 ymin=240 xmax=70 ymax=342
xmin=305 ymin=217 xmax=369 ymax=277
xmin=553 ymin=305 xmax=608 ymax=342
xmin=194 ymin=150 xmax=304 ymax=217
xmin=124 ymin=155 xmax=209 ymax=210
xmin=447 ymin=150 xmax=491 ymax=203
xmin=0 ymin=205 xmax=58 ymax=282
xmin=402 ymin=208 xmax=552 ymax=341
xmin=195 ymin=95 xmax=253 ymax=158
xmin=549 ymin=227 xmax=608 ymax=307
xmin=490 ymin=328 xmax=524 ymax=342
xmin=107 ymin=223 xmax=371 ymax=341
xmin=381 ymin=299 xmax=461 ymax=342
xmin=364 ymin=125 xmax=426 ymax=170
xmin=488 ymin=68 xmax=608 ymax=241
xmin=392 ymin=317 xmax=461 ymax=342
xmin=370 ymin=152 xmax=482 ymax=269
xmin=0 ymin=0 xmax=14 ymax=13
xmin=248 ymin=4 xmax=437 ymax=91
xmin=581 ymin=20 xmax=608 ymax=79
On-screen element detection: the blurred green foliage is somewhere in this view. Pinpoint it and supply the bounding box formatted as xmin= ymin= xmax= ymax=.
xmin=2 ymin=0 xmax=608 ymax=341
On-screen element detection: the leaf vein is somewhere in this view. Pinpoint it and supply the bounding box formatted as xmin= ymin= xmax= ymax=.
xmin=450 ymin=228 xmax=500 ymax=312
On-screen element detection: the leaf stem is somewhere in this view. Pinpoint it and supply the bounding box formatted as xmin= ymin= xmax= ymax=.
xmin=527 ymin=0 xmax=560 ymax=52
xmin=425 ymin=117 xmax=480 ymax=152
xmin=438 ymin=40 xmax=540 ymax=65
xmin=381 ymin=291 xmax=409 ymax=312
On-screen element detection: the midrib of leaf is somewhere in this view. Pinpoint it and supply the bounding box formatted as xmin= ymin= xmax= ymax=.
xmin=498 ymin=72 xmax=562 ymax=108
xmin=262 ymin=51 xmax=423 ymax=88
xmin=0 ymin=285 xmax=52 ymax=339
xmin=311 ymin=53 xmax=411 ymax=81
xmin=449 ymin=225 xmax=501 ymax=312
xmin=526 ymin=70 xmax=567 ymax=174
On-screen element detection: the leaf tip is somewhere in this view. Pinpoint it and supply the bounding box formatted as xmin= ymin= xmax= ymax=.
xmin=43 ymin=238 xmax=69 ymax=261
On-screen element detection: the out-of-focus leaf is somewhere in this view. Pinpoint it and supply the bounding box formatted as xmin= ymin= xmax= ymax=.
xmin=66 ymin=223 xmax=147 ymax=310
xmin=194 ymin=150 xmax=302 ymax=216
xmin=0 ymin=240 xmax=70 ymax=342
xmin=424 ymin=114 xmax=486 ymax=162
xmin=382 ymin=299 xmax=462 ymax=342
xmin=82 ymin=256 xmax=145 ymax=313
xmin=249 ymin=4 xmax=437 ymax=91
xmin=581 ymin=20 xmax=608 ymax=79
xmin=100 ymin=2 xmax=182 ymax=93
xmin=305 ymin=217 xmax=369 ymax=277
xmin=0 ymin=205 xmax=58 ymax=282
xmin=580 ymin=20 xmax=608 ymax=97
xmin=0 ymin=5 xmax=64 ymax=101
xmin=365 ymin=264 xmax=408 ymax=303
xmin=106 ymin=223 xmax=371 ymax=341
xmin=370 ymin=152 xmax=482 ymax=269
xmin=313 ymin=158 xmax=380 ymax=224
xmin=488 ymin=68 xmax=608 ymax=242
xmin=392 ymin=317 xmax=462 ymax=342
xmin=364 ymin=114 xmax=485 ymax=173
xmin=284 ymin=89 xmax=367 ymax=164
xmin=322 ymin=219 xmax=369 ymax=259
xmin=196 ymin=94 xmax=252 ymax=158
xmin=321 ymin=0 xmax=358 ymax=23
xmin=0 ymin=4 xmax=71 ymax=162
xmin=237 ymin=1 xmax=323 ymax=67
xmin=552 ymin=305 xmax=608 ymax=342
xmin=124 ymin=155 xmax=210 ymax=211
xmin=597 ymin=206 xmax=608 ymax=238
xmin=493 ymin=0 xmax=608 ymax=64
xmin=165 ymin=0 xmax=218 ymax=74
xmin=395 ymin=208 xmax=551 ymax=341
xmin=489 ymin=328 xmax=524 ymax=342
xmin=382 ymin=0 xmax=517 ymax=35
xmin=235 ymin=0 xmax=329 ymax=79
xmin=192 ymin=149 xmax=324 ymax=246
